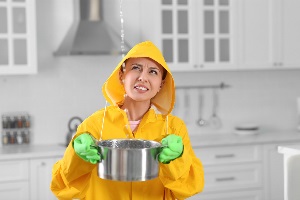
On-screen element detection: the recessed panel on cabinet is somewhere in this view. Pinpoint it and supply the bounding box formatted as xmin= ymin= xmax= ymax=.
xmin=203 ymin=163 xmax=262 ymax=192
xmin=13 ymin=38 xmax=27 ymax=65
xmin=0 ymin=39 xmax=9 ymax=65
xmin=194 ymin=145 xmax=262 ymax=165
xmin=0 ymin=7 xmax=7 ymax=33
xmin=188 ymin=189 xmax=263 ymax=200
xmin=0 ymin=160 xmax=29 ymax=182
xmin=12 ymin=7 xmax=26 ymax=33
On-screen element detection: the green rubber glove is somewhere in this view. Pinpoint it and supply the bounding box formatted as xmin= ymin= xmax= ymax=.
xmin=73 ymin=133 xmax=100 ymax=164
xmin=158 ymin=134 xmax=184 ymax=164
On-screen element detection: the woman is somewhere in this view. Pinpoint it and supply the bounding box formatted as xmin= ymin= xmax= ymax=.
xmin=50 ymin=41 xmax=204 ymax=199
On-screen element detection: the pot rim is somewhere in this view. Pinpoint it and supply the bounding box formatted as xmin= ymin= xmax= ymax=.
xmin=97 ymin=138 xmax=162 ymax=149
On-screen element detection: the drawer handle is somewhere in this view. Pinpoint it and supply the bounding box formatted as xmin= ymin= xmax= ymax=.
xmin=215 ymin=177 xmax=235 ymax=182
xmin=215 ymin=154 xmax=235 ymax=158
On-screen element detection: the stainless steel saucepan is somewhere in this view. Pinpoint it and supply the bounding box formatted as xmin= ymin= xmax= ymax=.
xmin=97 ymin=139 xmax=162 ymax=182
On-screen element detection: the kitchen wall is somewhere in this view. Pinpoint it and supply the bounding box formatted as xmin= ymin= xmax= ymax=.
xmin=1 ymin=0 xmax=300 ymax=146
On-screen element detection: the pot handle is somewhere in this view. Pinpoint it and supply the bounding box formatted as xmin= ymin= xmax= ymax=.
xmin=156 ymin=144 xmax=168 ymax=161
xmin=90 ymin=144 xmax=103 ymax=163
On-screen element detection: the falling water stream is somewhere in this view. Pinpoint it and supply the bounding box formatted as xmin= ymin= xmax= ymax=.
xmin=119 ymin=0 xmax=125 ymax=58
xmin=119 ymin=0 xmax=130 ymax=137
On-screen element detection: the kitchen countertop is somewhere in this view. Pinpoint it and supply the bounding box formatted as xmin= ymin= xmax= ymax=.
xmin=1 ymin=131 xmax=300 ymax=160
xmin=278 ymin=144 xmax=300 ymax=155
xmin=190 ymin=131 xmax=300 ymax=147
xmin=0 ymin=144 xmax=66 ymax=161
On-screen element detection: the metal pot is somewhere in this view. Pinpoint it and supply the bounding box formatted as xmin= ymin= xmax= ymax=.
xmin=97 ymin=139 xmax=162 ymax=182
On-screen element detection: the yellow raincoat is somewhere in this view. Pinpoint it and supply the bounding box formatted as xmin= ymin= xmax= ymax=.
xmin=50 ymin=41 xmax=204 ymax=200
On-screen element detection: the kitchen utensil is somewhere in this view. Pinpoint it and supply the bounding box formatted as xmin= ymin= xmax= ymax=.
xmin=172 ymin=94 xmax=179 ymax=116
xmin=196 ymin=90 xmax=207 ymax=127
xmin=184 ymin=89 xmax=190 ymax=124
xmin=97 ymin=139 xmax=162 ymax=181
xmin=65 ymin=116 xmax=83 ymax=146
xmin=209 ymin=89 xmax=222 ymax=129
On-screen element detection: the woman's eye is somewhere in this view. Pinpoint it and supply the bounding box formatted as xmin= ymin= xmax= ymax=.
xmin=149 ymin=70 xmax=158 ymax=75
xmin=131 ymin=65 xmax=141 ymax=71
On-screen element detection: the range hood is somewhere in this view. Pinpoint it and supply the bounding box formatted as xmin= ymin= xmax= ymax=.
xmin=54 ymin=0 xmax=130 ymax=56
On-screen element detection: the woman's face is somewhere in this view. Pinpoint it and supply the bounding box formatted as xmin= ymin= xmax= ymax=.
xmin=120 ymin=57 xmax=165 ymax=103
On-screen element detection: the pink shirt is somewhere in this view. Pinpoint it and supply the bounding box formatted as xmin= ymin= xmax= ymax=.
xmin=129 ymin=120 xmax=141 ymax=132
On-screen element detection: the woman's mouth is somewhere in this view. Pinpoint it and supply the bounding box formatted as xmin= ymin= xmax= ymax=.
xmin=134 ymin=85 xmax=149 ymax=91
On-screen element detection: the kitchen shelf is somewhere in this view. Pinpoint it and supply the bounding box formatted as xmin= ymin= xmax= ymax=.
xmin=175 ymin=82 xmax=230 ymax=90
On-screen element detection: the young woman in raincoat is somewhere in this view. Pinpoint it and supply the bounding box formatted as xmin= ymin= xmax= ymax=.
xmin=50 ymin=41 xmax=204 ymax=200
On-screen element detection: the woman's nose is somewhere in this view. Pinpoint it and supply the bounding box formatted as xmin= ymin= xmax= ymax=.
xmin=137 ymin=71 xmax=148 ymax=82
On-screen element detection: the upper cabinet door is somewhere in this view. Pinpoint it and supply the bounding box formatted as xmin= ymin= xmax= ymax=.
xmin=236 ymin=0 xmax=272 ymax=69
xmin=141 ymin=0 xmax=237 ymax=71
xmin=0 ymin=0 xmax=37 ymax=75
xmin=236 ymin=0 xmax=300 ymax=70
xmin=195 ymin=0 xmax=237 ymax=71
xmin=160 ymin=0 xmax=193 ymax=71
xmin=273 ymin=0 xmax=300 ymax=69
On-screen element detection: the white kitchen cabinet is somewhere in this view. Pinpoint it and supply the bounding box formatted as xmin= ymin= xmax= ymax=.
xmin=193 ymin=145 xmax=263 ymax=198
xmin=0 ymin=181 xmax=29 ymax=200
xmin=203 ymin=163 xmax=262 ymax=193
xmin=0 ymin=156 xmax=61 ymax=200
xmin=30 ymin=157 xmax=61 ymax=200
xmin=188 ymin=189 xmax=263 ymax=200
xmin=140 ymin=0 xmax=237 ymax=71
xmin=236 ymin=0 xmax=271 ymax=69
xmin=0 ymin=144 xmax=65 ymax=200
xmin=237 ymin=0 xmax=300 ymax=70
xmin=0 ymin=0 xmax=37 ymax=75
xmin=263 ymin=142 xmax=300 ymax=200
xmin=141 ymin=0 xmax=300 ymax=71
xmin=272 ymin=0 xmax=300 ymax=68
xmin=0 ymin=159 xmax=30 ymax=200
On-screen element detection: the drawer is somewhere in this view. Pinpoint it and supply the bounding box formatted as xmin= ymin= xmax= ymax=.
xmin=187 ymin=189 xmax=263 ymax=200
xmin=0 ymin=160 xmax=29 ymax=182
xmin=203 ymin=163 xmax=262 ymax=192
xmin=0 ymin=181 xmax=29 ymax=200
xmin=194 ymin=145 xmax=262 ymax=165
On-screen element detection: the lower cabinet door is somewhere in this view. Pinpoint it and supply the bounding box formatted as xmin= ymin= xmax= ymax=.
xmin=203 ymin=163 xmax=262 ymax=192
xmin=30 ymin=157 xmax=61 ymax=200
xmin=187 ymin=190 xmax=263 ymax=200
xmin=0 ymin=181 xmax=29 ymax=200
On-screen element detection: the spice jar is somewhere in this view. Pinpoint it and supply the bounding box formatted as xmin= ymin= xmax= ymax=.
xmin=2 ymin=131 xmax=8 ymax=145
xmin=2 ymin=116 xmax=8 ymax=129
xmin=17 ymin=116 xmax=23 ymax=128
xmin=22 ymin=130 xmax=30 ymax=144
xmin=16 ymin=131 xmax=23 ymax=144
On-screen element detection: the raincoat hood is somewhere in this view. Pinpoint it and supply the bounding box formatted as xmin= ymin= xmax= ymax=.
xmin=102 ymin=41 xmax=175 ymax=115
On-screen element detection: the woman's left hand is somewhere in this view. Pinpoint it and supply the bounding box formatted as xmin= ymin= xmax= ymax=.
xmin=158 ymin=134 xmax=183 ymax=164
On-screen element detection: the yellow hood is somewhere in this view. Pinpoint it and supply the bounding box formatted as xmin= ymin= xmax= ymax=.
xmin=102 ymin=41 xmax=175 ymax=115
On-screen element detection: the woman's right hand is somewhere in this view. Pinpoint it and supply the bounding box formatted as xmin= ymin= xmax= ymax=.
xmin=73 ymin=133 xmax=100 ymax=164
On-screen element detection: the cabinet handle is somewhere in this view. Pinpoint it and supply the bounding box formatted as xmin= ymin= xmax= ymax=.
xmin=41 ymin=162 xmax=46 ymax=166
xmin=215 ymin=154 xmax=235 ymax=158
xmin=193 ymin=64 xmax=204 ymax=68
xmin=215 ymin=177 xmax=235 ymax=182
xmin=274 ymin=62 xmax=283 ymax=67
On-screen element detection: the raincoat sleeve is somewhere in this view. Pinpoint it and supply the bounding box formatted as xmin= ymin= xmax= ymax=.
xmin=50 ymin=114 xmax=101 ymax=200
xmin=159 ymin=118 xmax=204 ymax=199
